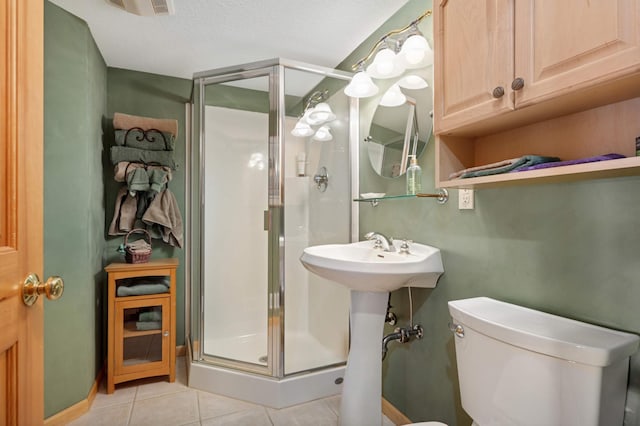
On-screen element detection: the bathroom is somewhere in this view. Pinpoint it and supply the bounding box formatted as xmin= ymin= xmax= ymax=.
xmin=18 ymin=0 xmax=640 ymax=425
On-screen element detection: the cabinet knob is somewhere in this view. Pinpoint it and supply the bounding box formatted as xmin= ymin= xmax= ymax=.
xmin=492 ymin=86 xmax=505 ymax=98
xmin=163 ymin=331 xmax=169 ymax=337
xmin=511 ymin=77 xmax=525 ymax=91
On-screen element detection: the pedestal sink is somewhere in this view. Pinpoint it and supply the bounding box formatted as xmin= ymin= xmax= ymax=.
xmin=300 ymin=240 xmax=444 ymax=426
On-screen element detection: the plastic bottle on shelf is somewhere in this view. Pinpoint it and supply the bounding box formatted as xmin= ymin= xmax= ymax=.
xmin=406 ymin=155 xmax=422 ymax=195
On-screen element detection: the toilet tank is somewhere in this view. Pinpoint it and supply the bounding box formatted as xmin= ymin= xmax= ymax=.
xmin=449 ymin=297 xmax=639 ymax=426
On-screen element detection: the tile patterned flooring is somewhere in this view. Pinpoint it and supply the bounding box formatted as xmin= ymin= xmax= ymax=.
xmin=69 ymin=357 xmax=396 ymax=426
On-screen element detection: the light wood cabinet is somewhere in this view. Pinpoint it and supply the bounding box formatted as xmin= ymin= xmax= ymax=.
xmin=435 ymin=0 xmax=640 ymax=136
xmin=434 ymin=0 xmax=640 ymax=188
xmin=105 ymin=259 xmax=178 ymax=393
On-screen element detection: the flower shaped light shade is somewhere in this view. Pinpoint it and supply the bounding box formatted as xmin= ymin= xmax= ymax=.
xmin=291 ymin=90 xmax=337 ymax=139
xmin=312 ymin=126 xmax=333 ymax=141
xmin=366 ymin=48 xmax=405 ymax=79
xmin=344 ymin=71 xmax=379 ymax=98
xmin=379 ymin=84 xmax=407 ymax=107
xmin=397 ymin=34 xmax=433 ymax=69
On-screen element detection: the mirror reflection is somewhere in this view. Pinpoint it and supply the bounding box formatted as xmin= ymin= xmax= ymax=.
xmin=366 ymin=79 xmax=433 ymax=178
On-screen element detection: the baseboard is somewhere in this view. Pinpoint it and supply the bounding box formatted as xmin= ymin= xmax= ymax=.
xmin=382 ymin=397 xmax=412 ymax=426
xmin=44 ymin=367 xmax=103 ymax=426
xmin=44 ymin=345 xmax=185 ymax=425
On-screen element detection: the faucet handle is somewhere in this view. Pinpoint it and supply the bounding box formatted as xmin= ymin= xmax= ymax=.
xmin=399 ymin=239 xmax=413 ymax=254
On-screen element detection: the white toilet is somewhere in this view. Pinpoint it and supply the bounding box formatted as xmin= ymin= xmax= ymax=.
xmin=409 ymin=297 xmax=639 ymax=426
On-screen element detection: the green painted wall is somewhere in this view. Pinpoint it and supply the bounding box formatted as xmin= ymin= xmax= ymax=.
xmin=347 ymin=1 xmax=640 ymax=425
xmin=105 ymin=68 xmax=191 ymax=346
xmin=43 ymin=1 xmax=107 ymax=417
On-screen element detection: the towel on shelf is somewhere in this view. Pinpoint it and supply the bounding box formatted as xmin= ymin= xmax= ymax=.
xmin=114 ymin=129 xmax=175 ymax=151
xmin=113 ymin=112 xmax=178 ymax=137
xmin=142 ymin=188 xmax=183 ymax=248
xmin=459 ymin=155 xmax=561 ymax=178
xmin=116 ymin=283 xmax=169 ymax=297
xmin=114 ymin=162 xmax=173 ymax=183
xmin=449 ymin=158 xmax=519 ymax=179
xmin=135 ymin=321 xmax=162 ymax=331
xmin=139 ymin=310 xmax=162 ymax=322
xmin=514 ymin=153 xmax=625 ymax=172
xmin=110 ymin=146 xmax=177 ymax=169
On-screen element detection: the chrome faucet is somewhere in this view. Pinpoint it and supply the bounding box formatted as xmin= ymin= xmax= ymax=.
xmin=364 ymin=231 xmax=396 ymax=252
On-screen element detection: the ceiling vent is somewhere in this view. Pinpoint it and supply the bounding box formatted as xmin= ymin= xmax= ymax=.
xmin=106 ymin=0 xmax=175 ymax=16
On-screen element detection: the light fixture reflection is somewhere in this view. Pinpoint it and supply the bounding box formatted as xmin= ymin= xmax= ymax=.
xmin=379 ymin=84 xmax=407 ymax=107
xmin=248 ymin=153 xmax=266 ymax=170
xmin=291 ymin=120 xmax=315 ymax=137
xmin=307 ymin=102 xmax=336 ymax=124
xmin=398 ymin=74 xmax=429 ymax=90
xmin=312 ymin=126 xmax=333 ymax=141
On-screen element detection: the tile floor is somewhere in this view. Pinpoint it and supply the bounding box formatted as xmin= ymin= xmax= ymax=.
xmin=69 ymin=357 xmax=396 ymax=426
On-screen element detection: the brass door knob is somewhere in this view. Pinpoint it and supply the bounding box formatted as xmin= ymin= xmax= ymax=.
xmin=22 ymin=273 xmax=64 ymax=306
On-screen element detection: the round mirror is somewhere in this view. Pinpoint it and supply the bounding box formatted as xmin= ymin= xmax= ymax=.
xmin=366 ymin=82 xmax=433 ymax=178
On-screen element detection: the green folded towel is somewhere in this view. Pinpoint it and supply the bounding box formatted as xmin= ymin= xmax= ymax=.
xmin=110 ymin=146 xmax=177 ymax=169
xmin=135 ymin=321 xmax=161 ymax=331
xmin=116 ymin=283 xmax=169 ymax=297
xmin=115 ymin=129 xmax=175 ymax=151
xmin=139 ymin=310 xmax=162 ymax=322
xmin=461 ymin=155 xmax=560 ymax=178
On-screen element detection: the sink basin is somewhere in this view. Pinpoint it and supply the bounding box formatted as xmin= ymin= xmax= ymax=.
xmin=300 ymin=240 xmax=444 ymax=292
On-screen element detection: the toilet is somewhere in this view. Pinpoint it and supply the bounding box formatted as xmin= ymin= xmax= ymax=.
xmin=409 ymin=297 xmax=639 ymax=426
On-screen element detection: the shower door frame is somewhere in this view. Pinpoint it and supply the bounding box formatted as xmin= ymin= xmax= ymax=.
xmin=189 ymin=58 xmax=359 ymax=378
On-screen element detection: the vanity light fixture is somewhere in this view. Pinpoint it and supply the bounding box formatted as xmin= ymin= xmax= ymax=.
xmin=291 ymin=90 xmax=337 ymax=139
xmin=344 ymin=10 xmax=433 ymax=98
xmin=398 ymin=74 xmax=429 ymax=90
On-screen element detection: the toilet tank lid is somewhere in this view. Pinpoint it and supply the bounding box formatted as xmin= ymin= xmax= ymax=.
xmin=448 ymin=297 xmax=639 ymax=367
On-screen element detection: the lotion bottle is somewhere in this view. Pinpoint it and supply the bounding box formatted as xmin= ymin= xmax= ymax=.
xmin=406 ymin=155 xmax=422 ymax=195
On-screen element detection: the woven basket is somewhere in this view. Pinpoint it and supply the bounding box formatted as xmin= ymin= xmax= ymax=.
xmin=124 ymin=229 xmax=152 ymax=264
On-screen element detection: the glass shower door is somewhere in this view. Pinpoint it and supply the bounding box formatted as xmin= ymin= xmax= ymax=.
xmin=201 ymin=75 xmax=270 ymax=369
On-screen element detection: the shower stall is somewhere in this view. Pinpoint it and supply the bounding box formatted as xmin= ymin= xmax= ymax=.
xmin=187 ymin=59 xmax=358 ymax=407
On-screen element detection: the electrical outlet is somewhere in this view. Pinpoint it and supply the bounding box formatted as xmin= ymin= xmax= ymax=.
xmin=459 ymin=189 xmax=474 ymax=210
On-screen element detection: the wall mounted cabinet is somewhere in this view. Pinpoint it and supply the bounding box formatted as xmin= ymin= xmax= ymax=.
xmin=434 ymin=0 xmax=640 ymax=188
xmin=434 ymin=0 xmax=640 ymax=136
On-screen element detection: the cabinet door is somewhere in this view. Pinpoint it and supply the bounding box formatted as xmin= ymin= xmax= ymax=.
xmin=435 ymin=0 xmax=514 ymax=134
xmin=114 ymin=297 xmax=170 ymax=376
xmin=515 ymin=0 xmax=640 ymax=107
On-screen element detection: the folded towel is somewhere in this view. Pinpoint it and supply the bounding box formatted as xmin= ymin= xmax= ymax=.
xmin=514 ymin=153 xmax=625 ymax=172
xmin=139 ymin=310 xmax=162 ymax=322
xmin=117 ymin=283 xmax=169 ymax=297
xmin=111 ymin=146 xmax=177 ymax=169
xmin=460 ymin=155 xmax=561 ymax=178
xmin=115 ymin=129 xmax=175 ymax=151
xmin=449 ymin=158 xmax=519 ymax=179
xmin=126 ymin=238 xmax=151 ymax=254
xmin=135 ymin=321 xmax=161 ymax=331
xmin=114 ymin=162 xmax=173 ymax=183
xmin=113 ymin=112 xmax=178 ymax=137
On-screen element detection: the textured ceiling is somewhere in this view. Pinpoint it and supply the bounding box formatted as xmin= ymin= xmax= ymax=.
xmin=49 ymin=0 xmax=409 ymax=80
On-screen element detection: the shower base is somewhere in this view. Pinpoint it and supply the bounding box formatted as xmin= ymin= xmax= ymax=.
xmin=188 ymin=337 xmax=345 ymax=408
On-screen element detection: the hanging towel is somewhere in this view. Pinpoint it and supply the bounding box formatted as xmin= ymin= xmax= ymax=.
xmin=108 ymin=186 xmax=139 ymax=236
xmin=113 ymin=112 xmax=178 ymax=137
xmin=460 ymin=155 xmax=561 ymax=178
xmin=110 ymin=146 xmax=177 ymax=169
xmin=142 ymin=188 xmax=184 ymax=248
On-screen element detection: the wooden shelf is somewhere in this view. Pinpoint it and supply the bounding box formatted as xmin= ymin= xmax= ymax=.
xmin=123 ymin=321 xmax=162 ymax=338
xmin=436 ymin=98 xmax=640 ymax=189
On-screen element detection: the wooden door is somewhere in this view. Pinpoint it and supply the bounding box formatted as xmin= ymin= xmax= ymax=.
xmin=434 ymin=0 xmax=514 ymax=134
xmin=0 ymin=0 xmax=45 ymax=424
xmin=515 ymin=0 xmax=640 ymax=108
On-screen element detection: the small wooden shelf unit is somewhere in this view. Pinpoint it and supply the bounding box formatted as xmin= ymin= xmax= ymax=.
xmin=105 ymin=258 xmax=178 ymax=394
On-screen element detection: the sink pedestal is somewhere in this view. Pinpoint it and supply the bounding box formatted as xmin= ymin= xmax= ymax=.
xmin=339 ymin=291 xmax=388 ymax=426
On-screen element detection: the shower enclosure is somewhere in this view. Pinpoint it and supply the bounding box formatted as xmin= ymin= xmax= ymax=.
xmin=187 ymin=59 xmax=358 ymax=407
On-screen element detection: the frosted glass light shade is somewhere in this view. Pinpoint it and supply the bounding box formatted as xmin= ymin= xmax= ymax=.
xmin=344 ymin=71 xmax=379 ymax=98
xmin=291 ymin=120 xmax=315 ymax=137
xmin=307 ymin=102 xmax=336 ymax=124
xmin=398 ymin=74 xmax=429 ymax=90
xmin=312 ymin=126 xmax=333 ymax=141
xmin=379 ymin=84 xmax=406 ymax=107
xmin=397 ymin=34 xmax=433 ymax=69
xmin=366 ymin=48 xmax=405 ymax=79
